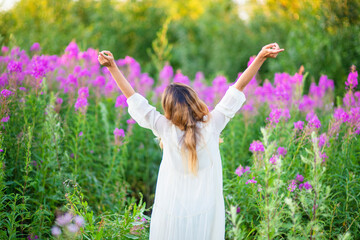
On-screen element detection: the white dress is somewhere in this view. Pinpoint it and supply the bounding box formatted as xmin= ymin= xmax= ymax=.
xmin=126 ymin=85 xmax=246 ymax=240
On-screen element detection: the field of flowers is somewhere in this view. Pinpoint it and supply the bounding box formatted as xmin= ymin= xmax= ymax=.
xmin=0 ymin=42 xmax=359 ymax=239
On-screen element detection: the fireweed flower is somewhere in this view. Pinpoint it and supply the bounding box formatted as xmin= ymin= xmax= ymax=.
xmin=127 ymin=118 xmax=136 ymax=125
xmin=303 ymin=181 xmax=312 ymax=190
xmin=174 ymin=72 xmax=190 ymax=85
xmin=345 ymin=70 xmax=358 ymax=89
xmin=306 ymin=112 xmax=321 ymax=129
xmin=1 ymin=89 xmax=13 ymax=98
xmin=1 ymin=46 xmax=9 ymax=53
xmin=249 ymin=140 xmax=265 ymax=152
xmin=320 ymin=152 xmax=328 ymax=163
xmin=30 ymin=56 xmax=50 ymax=80
xmin=78 ymin=87 xmax=89 ymax=98
xmin=266 ymin=108 xmax=291 ymax=125
xmin=78 ymin=132 xmax=83 ymax=137
xmin=245 ymin=177 xmax=257 ymax=184
xmin=159 ymin=64 xmax=174 ymax=82
xmin=115 ymin=95 xmax=128 ymax=108
xmin=74 ymin=97 xmax=88 ymax=111
xmin=114 ymin=128 xmax=125 ymax=137
xmin=288 ymin=179 xmax=297 ymax=192
xmin=235 ymin=165 xmax=251 ymax=177
xmin=318 ymin=133 xmax=328 ymax=148
xmin=7 ymin=60 xmax=22 ymax=73
xmin=277 ymin=147 xmax=287 ymax=157
xmin=1 ymin=116 xmax=10 ymax=122
xmin=334 ymin=108 xmax=349 ymax=123
xmin=269 ymin=155 xmax=278 ymax=165
xmin=295 ymin=174 xmax=304 ymax=182
xmin=294 ymin=120 xmax=304 ymax=130
xmin=30 ymin=42 xmax=41 ymax=52
xmin=56 ymin=98 xmax=63 ymax=104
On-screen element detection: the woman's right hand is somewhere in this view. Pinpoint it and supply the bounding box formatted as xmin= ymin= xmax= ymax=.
xmin=257 ymin=43 xmax=284 ymax=61
xmin=98 ymin=50 xmax=116 ymax=68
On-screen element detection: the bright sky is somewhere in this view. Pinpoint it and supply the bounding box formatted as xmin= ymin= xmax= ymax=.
xmin=0 ymin=0 xmax=20 ymax=11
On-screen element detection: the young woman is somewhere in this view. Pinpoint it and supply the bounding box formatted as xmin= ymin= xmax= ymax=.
xmin=98 ymin=43 xmax=284 ymax=240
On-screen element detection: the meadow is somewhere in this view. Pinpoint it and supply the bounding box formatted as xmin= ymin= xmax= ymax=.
xmin=0 ymin=42 xmax=359 ymax=239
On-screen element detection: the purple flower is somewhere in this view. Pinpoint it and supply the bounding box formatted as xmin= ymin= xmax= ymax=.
xmin=51 ymin=226 xmax=61 ymax=236
xmin=78 ymin=87 xmax=89 ymax=98
xmin=174 ymin=72 xmax=190 ymax=85
xmin=288 ymin=179 xmax=297 ymax=192
xmin=320 ymin=152 xmax=328 ymax=163
xmin=235 ymin=165 xmax=251 ymax=177
xmin=115 ymin=95 xmax=128 ymax=108
xmin=127 ymin=118 xmax=136 ymax=125
xmin=277 ymin=147 xmax=287 ymax=157
xmin=306 ymin=112 xmax=321 ymax=129
xmin=30 ymin=56 xmax=49 ymax=79
xmin=318 ymin=133 xmax=328 ymax=148
xmin=78 ymin=132 xmax=83 ymax=137
xmin=245 ymin=177 xmax=257 ymax=184
xmin=56 ymin=212 xmax=73 ymax=226
xmin=0 ymin=149 xmax=3 ymax=152
xmin=334 ymin=108 xmax=349 ymax=122
xmin=93 ymin=76 xmax=106 ymax=87
xmin=1 ymin=116 xmax=10 ymax=122
xmin=269 ymin=155 xmax=278 ymax=165
xmin=65 ymin=41 xmax=79 ymax=58
xmin=345 ymin=70 xmax=358 ymax=89
xmin=236 ymin=207 xmax=241 ymax=214
xmin=74 ymin=98 xmax=88 ymax=111
xmin=67 ymin=223 xmax=79 ymax=233
xmin=30 ymin=42 xmax=41 ymax=51
xmin=19 ymin=87 xmax=26 ymax=91
xmin=7 ymin=60 xmax=22 ymax=73
xmin=114 ymin=128 xmax=125 ymax=137
xmin=296 ymin=174 xmax=304 ymax=182
xmin=249 ymin=140 xmax=265 ymax=152
xmin=1 ymin=46 xmax=9 ymax=53
xmin=159 ymin=64 xmax=174 ymax=82
xmin=1 ymin=89 xmax=13 ymax=98
xmin=56 ymin=97 xmax=63 ymax=104
xmin=74 ymin=215 xmax=85 ymax=227
xmin=303 ymin=181 xmax=312 ymax=190
xmin=294 ymin=120 xmax=304 ymax=130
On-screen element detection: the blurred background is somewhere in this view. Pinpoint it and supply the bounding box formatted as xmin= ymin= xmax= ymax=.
xmin=1 ymin=0 xmax=359 ymax=97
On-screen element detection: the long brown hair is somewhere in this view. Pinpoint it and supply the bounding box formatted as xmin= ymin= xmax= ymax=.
xmin=161 ymin=82 xmax=209 ymax=175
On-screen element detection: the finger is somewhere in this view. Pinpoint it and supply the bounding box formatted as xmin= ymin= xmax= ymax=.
xmin=100 ymin=52 xmax=112 ymax=60
xmin=264 ymin=43 xmax=277 ymax=49
xmin=102 ymin=50 xmax=113 ymax=57
xmin=274 ymin=42 xmax=280 ymax=50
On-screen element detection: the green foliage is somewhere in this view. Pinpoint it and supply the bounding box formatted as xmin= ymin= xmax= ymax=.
xmin=1 ymin=0 xmax=358 ymax=96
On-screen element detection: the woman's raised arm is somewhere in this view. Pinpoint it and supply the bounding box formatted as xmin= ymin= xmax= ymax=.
xmin=98 ymin=51 xmax=135 ymax=98
xmin=233 ymin=43 xmax=284 ymax=91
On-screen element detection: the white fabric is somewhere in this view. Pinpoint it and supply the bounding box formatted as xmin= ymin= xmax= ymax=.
xmin=127 ymin=85 xmax=246 ymax=240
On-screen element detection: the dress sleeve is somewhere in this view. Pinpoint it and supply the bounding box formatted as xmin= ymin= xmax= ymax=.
xmin=210 ymin=85 xmax=246 ymax=133
xmin=127 ymin=93 xmax=168 ymax=138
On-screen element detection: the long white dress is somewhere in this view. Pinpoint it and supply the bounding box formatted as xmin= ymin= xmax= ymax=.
xmin=126 ymin=85 xmax=246 ymax=240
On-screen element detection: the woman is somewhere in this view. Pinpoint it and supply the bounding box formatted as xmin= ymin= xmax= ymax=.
xmin=98 ymin=43 xmax=284 ymax=239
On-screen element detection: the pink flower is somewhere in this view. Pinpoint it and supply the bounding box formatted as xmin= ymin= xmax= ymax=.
xmin=294 ymin=120 xmax=304 ymax=130
xmin=235 ymin=165 xmax=251 ymax=177
xmin=1 ymin=89 xmax=13 ymax=98
xmin=1 ymin=116 xmax=10 ymax=122
xmin=78 ymin=132 xmax=83 ymax=137
xmin=249 ymin=140 xmax=265 ymax=152
xmin=295 ymin=174 xmax=304 ymax=182
xmin=51 ymin=226 xmax=61 ymax=236
xmin=277 ymin=147 xmax=287 ymax=157
xmin=115 ymin=95 xmax=128 ymax=108
xmin=288 ymin=179 xmax=297 ymax=192
xmin=114 ymin=128 xmax=125 ymax=137
xmin=345 ymin=70 xmax=358 ymax=89
xmin=30 ymin=42 xmax=41 ymax=51
xmin=78 ymin=87 xmax=89 ymax=98
xmin=269 ymin=155 xmax=278 ymax=165
xmin=245 ymin=177 xmax=257 ymax=184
